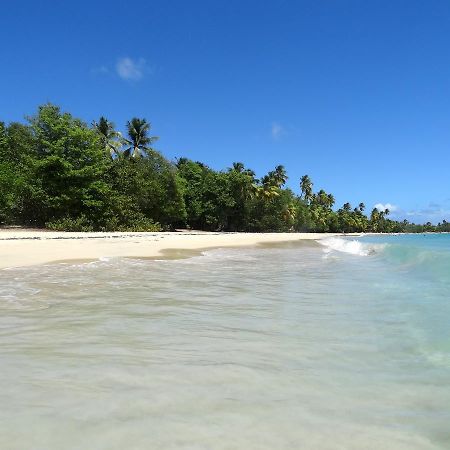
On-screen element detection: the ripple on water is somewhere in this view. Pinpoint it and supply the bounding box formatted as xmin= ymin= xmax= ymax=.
xmin=0 ymin=242 xmax=449 ymax=449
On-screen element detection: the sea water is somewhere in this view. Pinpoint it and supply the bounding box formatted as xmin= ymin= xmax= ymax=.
xmin=0 ymin=235 xmax=449 ymax=449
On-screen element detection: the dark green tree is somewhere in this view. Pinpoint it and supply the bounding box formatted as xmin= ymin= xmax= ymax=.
xmin=92 ymin=116 xmax=123 ymax=158
xmin=124 ymin=118 xmax=158 ymax=158
xmin=300 ymin=174 xmax=313 ymax=204
xmin=27 ymin=104 xmax=113 ymax=228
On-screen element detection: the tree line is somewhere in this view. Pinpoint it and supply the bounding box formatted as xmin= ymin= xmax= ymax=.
xmin=0 ymin=104 xmax=447 ymax=233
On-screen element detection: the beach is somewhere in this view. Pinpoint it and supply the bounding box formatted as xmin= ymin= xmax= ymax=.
xmin=1 ymin=234 xmax=449 ymax=449
xmin=0 ymin=230 xmax=338 ymax=269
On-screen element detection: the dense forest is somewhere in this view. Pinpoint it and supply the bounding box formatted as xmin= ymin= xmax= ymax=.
xmin=0 ymin=104 xmax=448 ymax=233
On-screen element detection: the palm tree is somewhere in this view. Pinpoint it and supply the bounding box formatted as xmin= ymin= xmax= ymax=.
xmin=300 ymin=175 xmax=313 ymax=204
xmin=272 ymin=165 xmax=288 ymax=188
xmin=92 ymin=116 xmax=123 ymax=158
xmin=327 ymin=193 xmax=335 ymax=209
xmin=256 ymin=185 xmax=279 ymax=200
xmin=124 ymin=118 xmax=158 ymax=158
xmin=261 ymin=165 xmax=287 ymax=190
xmin=229 ymin=162 xmax=256 ymax=178
xmin=282 ymin=203 xmax=297 ymax=225
xmin=315 ymin=189 xmax=333 ymax=208
xmin=370 ymin=208 xmax=380 ymax=232
xmin=343 ymin=202 xmax=352 ymax=212
xmin=230 ymin=162 xmax=245 ymax=173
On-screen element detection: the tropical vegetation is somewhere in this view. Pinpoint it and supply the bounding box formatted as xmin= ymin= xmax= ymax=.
xmin=0 ymin=104 xmax=447 ymax=233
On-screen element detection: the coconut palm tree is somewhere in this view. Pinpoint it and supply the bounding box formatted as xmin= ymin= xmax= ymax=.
xmin=272 ymin=165 xmax=288 ymax=188
xmin=300 ymin=175 xmax=313 ymax=204
xmin=229 ymin=162 xmax=256 ymax=178
xmin=230 ymin=162 xmax=245 ymax=173
xmin=343 ymin=202 xmax=352 ymax=212
xmin=370 ymin=208 xmax=380 ymax=232
xmin=314 ymin=189 xmax=333 ymax=208
xmin=92 ymin=116 xmax=123 ymax=158
xmin=327 ymin=193 xmax=335 ymax=208
xmin=255 ymin=183 xmax=280 ymax=200
xmin=260 ymin=165 xmax=287 ymax=192
xmin=123 ymin=118 xmax=158 ymax=158
xmin=282 ymin=203 xmax=297 ymax=225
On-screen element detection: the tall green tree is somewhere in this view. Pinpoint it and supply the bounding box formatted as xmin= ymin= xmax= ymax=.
xmin=0 ymin=122 xmax=15 ymax=223
xmin=0 ymin=104 xmax=438 ymax=233
xmin=300 ymin=174 xmax=313 ymax=204
xmin=124 ymin=118 xmax=158 ymax=158
xmin=111 ymin=152 xmax=186 ymax=228
xmin=92 ymin=116 xmax=123 ymax=158
xmin=177 ymin=159 xmax=235 ymax=230
xmin=26 ymin=104 xmax=113 ymax=227
xmin=226 ymin=164 xmax=258 ymax=230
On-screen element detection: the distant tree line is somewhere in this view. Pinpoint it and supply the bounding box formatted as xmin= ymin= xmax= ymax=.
xmin=0 ymin=104 xmax=447 ymax=233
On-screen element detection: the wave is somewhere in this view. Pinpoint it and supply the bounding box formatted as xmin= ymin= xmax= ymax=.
xmin=318 ymin=237 xmax=385 ymax=257
xmin=382 ymin=243 xmax=450 ymax=282
xmin=319 ymin=236 xmax=450 ymax=284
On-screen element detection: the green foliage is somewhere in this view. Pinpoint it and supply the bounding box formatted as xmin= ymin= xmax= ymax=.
xmin=248 ymin=189 xmax=296 ymax=232
xmin=24 ymin=104 xmax=113 ymax=226
xmin=300 ymin=174 xmax=313 ymax=203
xmin=0 ymin=105 xmax=185 ymax=231
xmin=0 ymin=162 xmax=16 ymax=223
xmin=111 ymin=154 xmax=186 ymax=228
xmin=123 ymin=118 xmax=158 ymax=158
xmin=176 ymin=159 xmax=235 ymax=230
xmin=92 ymin=116 xmax=124 ymax=157
xmin=0 ymin=122 xmax=28 ymax=224
xmin=46 ymin=215 xmax=95 ymax=232
xmin=46 ymin=215 xmax=161 ymax=232
xmin=0 ymin=104 xmax=441 ymax=233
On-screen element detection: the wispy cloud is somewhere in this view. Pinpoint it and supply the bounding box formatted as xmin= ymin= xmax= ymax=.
xmin=374 ymin=203 xmax=398 ymax=212
xmin=405 ymin=202 xmax=450 ymax=223
xmin=271 ymin=122 xmax=285 ymax=140
xmin=115 ymin=57 xmax=147 ymax=81
xmin=378 ymin=200 xmax=450 ymax=224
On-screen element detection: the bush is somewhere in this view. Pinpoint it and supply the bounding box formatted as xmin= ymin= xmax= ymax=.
xmin=46 ymin=215 xmax=94 ymax=232
xmin=101 ymin=216 xmax=162 ymax=232
xmin=46 ymin=214 xmax=162 ymax=232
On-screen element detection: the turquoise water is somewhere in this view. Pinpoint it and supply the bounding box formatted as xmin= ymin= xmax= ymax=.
xmin=0 ymin=235 xmax=449 ymax=449
xmin=322 ymin=234 xmax=450 ymax=369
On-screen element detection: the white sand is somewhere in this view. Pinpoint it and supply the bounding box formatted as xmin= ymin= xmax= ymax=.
xmin=0 ymin=230 xmax=339 ymax=269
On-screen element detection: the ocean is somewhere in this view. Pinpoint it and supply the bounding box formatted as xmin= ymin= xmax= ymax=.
xmin=0 ymin=234 xmax=449 ymax=449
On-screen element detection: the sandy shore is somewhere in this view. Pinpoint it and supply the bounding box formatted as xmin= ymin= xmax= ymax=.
xmin=0 ymin=230 xmax=341 ymax=269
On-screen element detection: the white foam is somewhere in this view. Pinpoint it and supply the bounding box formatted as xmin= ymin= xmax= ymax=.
xmin=318 ymin=237 xmax=381 ymax=257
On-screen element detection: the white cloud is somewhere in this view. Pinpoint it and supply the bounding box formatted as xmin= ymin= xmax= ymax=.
xmin=405 ymin=204 xmax=450 ymax=222
xmin=116 ymin=57 xmax=146 ymax=81
xmin=373 ymin=200 xmax=450 ymax=224
xmin=271 ymin=122 xmax=286 ymax=140
xmin=374 ymin=203 xmax=398 ymax=212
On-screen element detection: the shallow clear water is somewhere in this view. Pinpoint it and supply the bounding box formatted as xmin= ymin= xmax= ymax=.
xmin=1 ymin=236 xmax=449 ymax=449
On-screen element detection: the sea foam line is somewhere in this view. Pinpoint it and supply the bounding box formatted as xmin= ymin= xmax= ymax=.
xmin=318 ymin=237 xmax=384 ymax=256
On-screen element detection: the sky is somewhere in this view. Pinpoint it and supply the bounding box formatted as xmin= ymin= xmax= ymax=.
xmin=1 ymin=0 xmax=449 ymax=223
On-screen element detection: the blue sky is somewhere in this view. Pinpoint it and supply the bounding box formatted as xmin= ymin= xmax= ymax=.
xmin=1 ymin=0 xmax=449 ymax=223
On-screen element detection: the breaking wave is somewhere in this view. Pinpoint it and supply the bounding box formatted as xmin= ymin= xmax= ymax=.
xmin=319 ymin=235 xmax=450 ymax=285
xmin=318 ymin=237 xmax=385 ymax=257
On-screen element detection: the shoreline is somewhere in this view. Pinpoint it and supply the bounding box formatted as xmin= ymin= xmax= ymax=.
xmin=0 ymin=230 xmax=342 ymax=269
